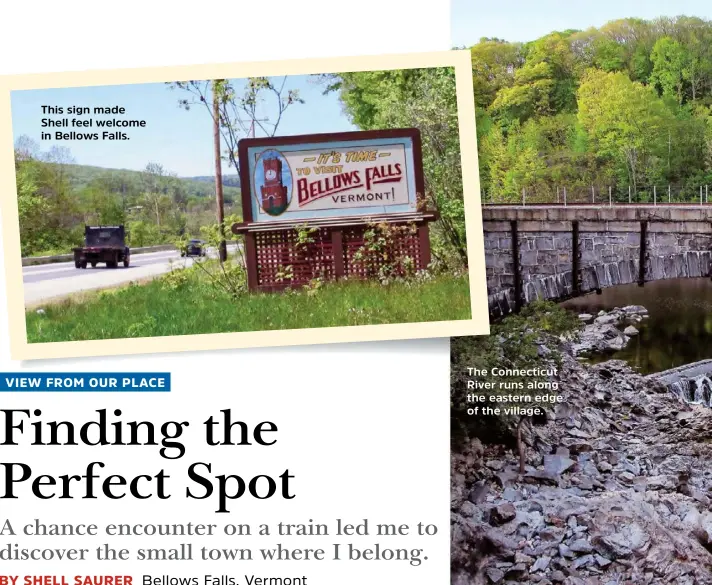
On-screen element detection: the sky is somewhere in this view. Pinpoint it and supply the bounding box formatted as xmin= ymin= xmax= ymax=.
xmin=451 ymin=0 xmax=712 ymax=47
xmin=10 ymin=75 xmax=356 ymax=177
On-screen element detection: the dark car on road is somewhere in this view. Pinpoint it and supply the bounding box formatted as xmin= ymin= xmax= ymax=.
xmin=74 ymin=225 xmax=130 ymax=269
xmin=181 ymin=239 xmax=207 ymax=257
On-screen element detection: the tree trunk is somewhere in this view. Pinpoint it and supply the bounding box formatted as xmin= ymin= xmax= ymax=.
xmin=213 ymin=82 xmax=227 ymax=263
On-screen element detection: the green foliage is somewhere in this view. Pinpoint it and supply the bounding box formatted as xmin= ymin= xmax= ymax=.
xmin=491 ymin=32 xmax=579 ymax=125
xmin=14 ymin=139 xmax=241 ymax=257
xmin=161 ymin=266 xmax=191 ymax=291
xmin=470 ymin=39 xmax=523 ymax=109
xmin=491 ymin=61 xmax=556 ymax=124
xmin=451 ymin=301 xmax=581 ymax=445
xmin=275 ymin=264 xmax=294 ymax=284
xmin=352 ymin=221 xmax=419 ymax=284
xmin=322 ymin=67 xmax=468 ymax=267
xmin=16 ymin=159 xmax=51 ymax=255
xmin=294 ymin=224 xmax=318 ymax=249
xmin=650 ymin=37 xmax=691 ymax=104
xmin=592 ymin=37 xmax=627 ymax=72
xmin=507 ymin=300 xmax=583 ymax=337
xmin=14 ymin=148 xmax=82 ymax=255
xmin=26 ymin=273 xmax=472 ymax=342
xmin=127 ymin=221 xmax=158 ymax=247
xmin=577 ymin=69 xmax=675 ymax=189
xmin=60 ymin=163 xmax=240 ymax=203
xmin=188 ymin=213 xmax=248 ymax=298
xmin=474 ymin=15 xmax=712 ymax=201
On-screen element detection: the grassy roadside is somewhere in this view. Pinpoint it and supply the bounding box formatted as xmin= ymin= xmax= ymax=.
xmin=26 ymin=272 xmax=471 ymax=343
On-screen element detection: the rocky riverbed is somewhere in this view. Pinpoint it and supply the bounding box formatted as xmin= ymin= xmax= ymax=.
xmin=451 ymin=315 xmax=712 ymax=585
xmin=571 ymin=305 xmax=648 ymax=355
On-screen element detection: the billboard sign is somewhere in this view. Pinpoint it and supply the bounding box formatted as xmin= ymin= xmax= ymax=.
xmin=238 ymin=129 xmax=424 ymax=223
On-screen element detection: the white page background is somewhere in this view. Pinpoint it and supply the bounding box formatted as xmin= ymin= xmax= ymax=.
xmin=0 ymin=2 xmax=452 ymax=584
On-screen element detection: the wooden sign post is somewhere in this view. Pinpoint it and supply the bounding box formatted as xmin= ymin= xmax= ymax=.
xmin=232 ymin=128 xmax=436 ymax=291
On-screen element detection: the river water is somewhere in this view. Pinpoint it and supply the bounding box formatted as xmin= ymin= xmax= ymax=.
xmin=561 ymin=278 xmax=712 ymax=375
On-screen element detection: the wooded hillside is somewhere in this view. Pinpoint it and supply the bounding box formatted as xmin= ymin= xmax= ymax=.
xmin=14 ymin=137 xmax=240 ymax=256
xmin=471 ymin=15 xmax=712 ymax=202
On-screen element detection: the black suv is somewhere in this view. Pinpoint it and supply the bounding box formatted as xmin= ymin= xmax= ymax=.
xmin=181 ymin=239 xmax=207 ymax=257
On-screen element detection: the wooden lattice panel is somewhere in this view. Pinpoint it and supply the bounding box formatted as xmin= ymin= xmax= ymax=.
xmin=255 ymin=228 xmax=335 ymax=290
xmin=342 ymin=225 xmax=423 ymax=279
xmin=243 ymin=218 xmax=433 ymax=292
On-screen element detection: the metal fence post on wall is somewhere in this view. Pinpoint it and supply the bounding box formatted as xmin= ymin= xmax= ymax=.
xmin=591 ymin=185 xmax=595 ymax=204
xmin=522 ymin=187 xmax=526 ymax=207
xmin=654 ymin=185 xmax=657 ymax=205
xmin=557 ymin=186 xmax=560 ymax=204
xmin=628 ymin=185 xmax=631 ymax=204
xmin=668 ymin=185 xmax=671 ymax=203
xmin=563 ymin=186 xmax=567 ymax=207
xmin=609 ymin=186 xmax=612 ymax=206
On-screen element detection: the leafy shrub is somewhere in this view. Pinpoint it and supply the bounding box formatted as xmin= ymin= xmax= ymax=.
xmin=352 ymin=221 xmax=419 ymax=284
xmin=161 ymin=268 xmax=191 ymax=291
xmin=451 ymin=301 xmax=582 ymax=450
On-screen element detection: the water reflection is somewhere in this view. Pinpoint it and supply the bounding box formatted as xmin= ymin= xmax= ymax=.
xmin=561 ymin=278 xmax=712 ymax=375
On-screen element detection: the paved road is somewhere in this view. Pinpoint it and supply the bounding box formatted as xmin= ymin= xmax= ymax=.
xmin=23 ymin=246 xmax=237 ymax=306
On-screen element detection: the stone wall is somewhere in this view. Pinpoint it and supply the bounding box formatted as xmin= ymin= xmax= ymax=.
xmin=483 ymin=206 xmax=712 ymax=316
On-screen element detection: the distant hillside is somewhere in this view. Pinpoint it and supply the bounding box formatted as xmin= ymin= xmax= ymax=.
xmin=17 ymin=158 xmax=244 ymax=257
xmin=185 ymin=174 xmax=241 ymax=188
xmin=64 ymin=164 xmax=241 ymax=202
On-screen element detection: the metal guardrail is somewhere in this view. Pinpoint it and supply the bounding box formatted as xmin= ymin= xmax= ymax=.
xmin=21 ymin=244 xmax=177 ymax=267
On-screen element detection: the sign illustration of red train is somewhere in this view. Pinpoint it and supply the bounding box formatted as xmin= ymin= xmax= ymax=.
xmin=241 ymin=129 xmax=424 ymax=223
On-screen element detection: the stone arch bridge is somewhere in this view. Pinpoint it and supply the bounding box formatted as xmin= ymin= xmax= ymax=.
xmin=484 ymin=205 xmax=712 ymax=317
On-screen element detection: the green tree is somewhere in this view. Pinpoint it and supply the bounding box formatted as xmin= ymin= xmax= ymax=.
xmin=490 ymin=61 xmax=555 ymax=123
xmin=470 ymin=38 xmax=523 ymax=109
xmin=16 ymin=157 xmax=50 ymax=255
xmin=524 ymin=31 xmax=580 ymax=112
xmin=577 ymin=69 xmax=674 ymax=192
xmin=592 ymin=37 xmax=627 ymax=72
xmin=141 ymin=162 xmax=170 ymax=227
xmin=597 ymin=18 xmax=657 ymax=81
xmin=79 ymin=184 xmax=125 ymax=225
xmin=489 ymin=32 xmax=579 ymax=124
xmin=481 ymin=123 xmax=546 ymax=200
xmin=323 ymin=67 xmax=467 ymax=265
xmin=14 ymin=136 xmax=82 ymax=255
xmin=650 ymin=37 xmax=690 ymax=104
xmin=650 ymin=37 xmax=691 ymax=104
